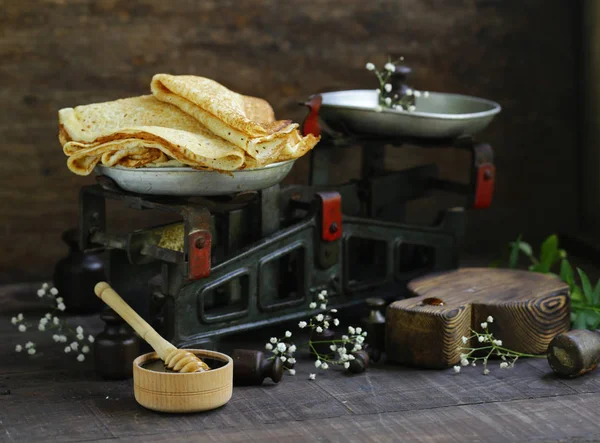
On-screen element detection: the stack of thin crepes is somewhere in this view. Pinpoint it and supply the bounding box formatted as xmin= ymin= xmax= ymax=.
xmin=58 ymin=74 xmax=320 ymax=175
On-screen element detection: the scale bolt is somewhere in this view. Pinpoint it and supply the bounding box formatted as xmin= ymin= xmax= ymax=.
xmin=329 ymin=222 xmax=338 ymax=234
xmin=195 ymin=237 xmax=206 ymax=249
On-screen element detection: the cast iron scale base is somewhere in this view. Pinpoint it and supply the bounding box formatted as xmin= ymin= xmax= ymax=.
xmin=79 ymin=131 xmax=494 ymax=350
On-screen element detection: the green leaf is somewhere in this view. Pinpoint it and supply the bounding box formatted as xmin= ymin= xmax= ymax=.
xmin=508 ymin=235 xmax=522 ymax=269
xmin=518 ymin=242 xmax=533 ymax=257
xmin=539 ymin=234 xmax=559 ymax=273
xmin=573 ymin=311 xmax=588 ymax=329
xmin=592 ymin=279 xmax=600 ymax=305
xmin=571 ymin=285 xmax=584 ymax=303
xmin=590 ymin=313 xmax=600 ymax=329
xmin=560 ymin=259 xmax=575 ymax=286
xmin=577 ymin=268 xmax=594 ymax=304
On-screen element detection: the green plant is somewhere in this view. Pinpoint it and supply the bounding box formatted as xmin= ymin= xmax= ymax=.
xmin=494 ymin=234 xmax=600 ymax=329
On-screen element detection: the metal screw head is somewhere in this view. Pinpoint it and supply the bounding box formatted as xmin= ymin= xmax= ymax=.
xmin=195 ymin=237 xmax=206 ymax=249
xmin=483 ymin=170 xmax=493 ymax=180
xmin=329 ymin=222 xmax=339 ymax=234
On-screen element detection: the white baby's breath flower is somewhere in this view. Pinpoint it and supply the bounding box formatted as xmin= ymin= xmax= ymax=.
xmin=53 ymin=317 xmax=60 ymax=326
xmin=320 ymin=303 xmax=327 ymax=310
xmin=11 ymin=317 xmax=17 ymax=325
xmin=480 ymin=322 xmax=488 ymax=329
xmin=384 ymin=97 xmax=392 ymax=105
xmin=316 ymin=314 xmax=324 ymax=322
xmin=356 ymin=327 xmax=362 ymax=334
xmin=269 ymin=337 xmax=277 ymax=344
xmin=472 ymin=362 xmax=476 ymax=367
xmin=405 ymin=88 xmax=413 ymax=96
xmin=483 ymin=369 xmax=490 ymax=375
xmin=321 ymin=363 xmax=329 ymax=370
xmin=288 ymin=357 xmax=296 ymax=364
xmin=56 ymin=297 xmax=63 ymax=304
xmin=344 ymin=361 xmax=350 ymax=369
xmin=25 ymin=341 xmax=34 ymax=349
xmin=42 ymin=283 xmax=49 ymax=290
xmin=330 ymin=309 xmax=337 ymax=313
xmin=365 ymin=62 xmax=375 ymax=71
xmin=347 ymin=354 xmax=355 ymax=360
xmin=15 ymin=344 xmax=22 ymax=352
xmin=478 ymin=336 xmax=485 ymax=343
xmin=298 ymin=321 xmax=307 ymax=329
xmin=276 ymin=342 xmax=287 ymax=353
xmin=288 ymin=345 xmax=297 ymax=354
xmin=348 ymin=326 xmax=356 ymax=335
xmin=284 ymin=330 xmax=292 ymax=338
xmin=330 ymin=344 xmax=337 ymax=352
xmin=38 ymin=324 xmax=45 ymax=331
xmin=414 ymin=90 xmax=422 ymax=97
xmin=356 ymin=336 xmax=365 ymax=344
xmin=57 ymin=303 xmax=66 ymax=311
xmin=76 ymin=326 xmax=84 ymax=334
xmin=39 ymin=318 xmax=48 ymax=326
xmin=76 ymin=334 xmax=84 ymax=341
xmin=18 ymin=324 xmax=26 ymax=332
xmin=340 ymin=354 xmax=349 ymax=362
xmin=494 ymin=340 xmax=503 ymax=346
xmin=423 ymin=91 xmax=430 ymax=98
xmin=64 ymin=346 xmax=71 ymax=353
xmin=88 ymin=335 xmax=95 ymax=343
xmin=318 ymin=293 xmax=325 ymax=301
xmin=394 ymin=104 xmax=404 ymax=111
xmin=60 ymin=335 xmax=67 ymax=343
xmin=316 ymin=326 xmax=323 ymax=333
xmin=50 ymin=287 xmax=59 ymax=296
xmin=323 ymin=321 xmax=330 ymax=329
xmin=77 ymin=354 xmax=85 ymax=362
xmin=52 ymin=334 xmax=60 ymax=342
xmin=37 ymin=289 xmax=45 ymax=297
xmin=374 ymin=105 xmax=383 ymax=112
xmin=265 ymin=343 xmax=273 ymax=351
xmin=280 ymin=356 xmax=287 ymax=363
xmin=341 ymin=335 xmax=349 ymax=341
xmin=289 ymin=369 xmax=296 ymax=375
xmin=500 ymin=362 xmax=508 ymax=369
xmin=45 ymin=313 xmax=52 ymax=320
xmin=338 ymin=347 xmax=347 ymax=356
xmin=453 ymin=365 xmax=461 ymax=373
xmin=315 ymin=359 xmax=322 ymax=368
xmin=487 ymin=316 xmax=494 ymax=323
xmin=28 ymin=348 xmax=36 ymax=355
xmin=309 ymin=373 xmax=316 ymax=380
xmin=353 ymin=345 xmax=362 ymax=352
xmin=309 ymin=302 xmax=317 ymax=309
xmin=384 ymin=83 xmax=392 ymax=92
xmin=319 ymin=289 xmax=327 ymax=296
xmin=70 ymin=342 xmax=79 ymax=351
xmin=461 ymin=358 xmax=469 ymax=366
xmin=17 ymin=313 xmax=23 ymax=321
xmin=333 ymin=319 xmax=340 ymax=326
xmin=408 ymin=105 xmax=416 ymax=112
xmin=384 ymin=62 xmax=395 ymax=72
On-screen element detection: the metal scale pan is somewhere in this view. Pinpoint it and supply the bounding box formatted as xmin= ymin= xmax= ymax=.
xmin=317 ymin=89 xmax=501 ymax=139
xmin=94 ymin=159 xmax=296 ymax=196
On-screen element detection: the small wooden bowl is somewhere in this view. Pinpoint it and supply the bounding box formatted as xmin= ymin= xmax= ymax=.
xmin=133 ymin=349 xmax=233 ymax=413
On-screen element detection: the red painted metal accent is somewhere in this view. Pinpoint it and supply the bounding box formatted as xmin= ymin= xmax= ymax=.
xmin=473 ymin=164 xmax=495 ymax=209
xmin=188 ymin=230 xmax=211 ymax=280
xmin=301 ymin=95 xmax=322 ymax=137
xmin=318 ymin=191 xmax=342 ymax=242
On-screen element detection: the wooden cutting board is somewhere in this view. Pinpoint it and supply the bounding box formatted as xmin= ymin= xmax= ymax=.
xmin=386 ymin=267 xmax=571 ymax=368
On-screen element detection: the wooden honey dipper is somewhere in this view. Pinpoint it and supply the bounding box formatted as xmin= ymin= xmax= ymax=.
xmin=94 ymin=282 xmax=210 ymax=373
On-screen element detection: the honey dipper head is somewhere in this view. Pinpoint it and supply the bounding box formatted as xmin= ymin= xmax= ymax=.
xmin=164 ymin=349 xmax=210 ymax=373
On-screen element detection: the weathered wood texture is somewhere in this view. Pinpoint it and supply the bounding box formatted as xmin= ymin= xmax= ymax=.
xmin=387 ymin=267 xmax=571 ymax=368
xmin=0 ymin=0 xmax=579 ymax=283
xmin=1 ymin=287 xmax=600 ymax=442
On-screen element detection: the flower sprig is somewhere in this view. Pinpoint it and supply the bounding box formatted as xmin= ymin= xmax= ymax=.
xmin=453 ymin=315 xmax=544 ymax=375
xmin=11 ymin=282 xmax=94 ymax=363
xmin=264 ymin=289 xmax=368 ymax=380
xmin=265 ymin=330 xmax=297 ymax=375
xmin=365 ymin=56 xmax=429 ymax=112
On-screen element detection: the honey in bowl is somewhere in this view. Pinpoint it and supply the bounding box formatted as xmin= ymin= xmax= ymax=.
xmin=142 ymin=357 xmax=226 ymax=373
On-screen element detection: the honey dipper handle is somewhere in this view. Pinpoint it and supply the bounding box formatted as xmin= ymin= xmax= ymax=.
xmin=94 ymin=282 xmax=176 ymax=360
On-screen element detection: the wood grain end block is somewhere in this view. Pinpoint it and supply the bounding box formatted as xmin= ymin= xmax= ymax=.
xmin=386 ymin=267 xmax=571 ymax=368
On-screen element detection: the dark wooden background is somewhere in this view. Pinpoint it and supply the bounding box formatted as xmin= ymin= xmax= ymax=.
xmin=0 ymin=0 xmax=580 ymax=283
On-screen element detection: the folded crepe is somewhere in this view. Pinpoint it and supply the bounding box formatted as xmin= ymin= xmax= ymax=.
xmin=59 ymin=75 xmax=319 ymax=176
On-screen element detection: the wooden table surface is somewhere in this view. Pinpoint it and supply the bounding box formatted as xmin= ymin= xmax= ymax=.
xmin=1 ymin=281 xmax=600 ymax=443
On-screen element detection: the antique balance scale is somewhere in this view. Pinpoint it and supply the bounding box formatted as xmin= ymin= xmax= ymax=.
xmin=79 ymin=67 xmax=500 ymax=351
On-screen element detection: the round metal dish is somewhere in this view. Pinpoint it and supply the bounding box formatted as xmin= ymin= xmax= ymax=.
xmin=318 ymin=90 xmax=501 ymax=138
xmin=94 ymin=160 xmax=296 ymax=196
